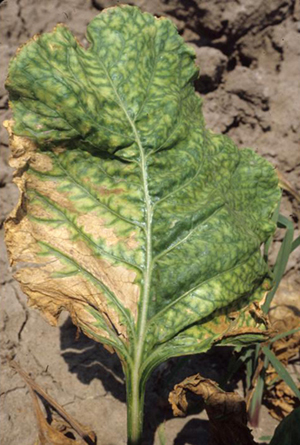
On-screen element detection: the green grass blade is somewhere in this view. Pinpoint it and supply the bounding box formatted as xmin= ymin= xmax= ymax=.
xmin=246 ymin=358 xmax=254 ymax=390
xmin=291 ymin=235 xmax=300 ymax=253
xmin=277 ymin=214 xmax=294 ymax=230
xmin=270 ymin=327 xmax=300 ymax=343
xmin=248 ymin=355 xmax=269 ymax=426
xmin=253 ymin=343 xmax=261 ymax=369
xmin=262 ymin=346 xmax=300 ymax=400
xmin=262 ymin=214 xmax=294 ymax=313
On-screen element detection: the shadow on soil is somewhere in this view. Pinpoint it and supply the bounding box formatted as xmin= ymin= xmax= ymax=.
xmin=59 ymin=316 xmax=126 ymax=403
xmin=60 ymin=316 xmax=239 ymax=444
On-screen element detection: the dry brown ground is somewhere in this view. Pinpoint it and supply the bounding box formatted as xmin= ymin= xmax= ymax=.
xmin=1 ymin=1 xmax=299 ymax=444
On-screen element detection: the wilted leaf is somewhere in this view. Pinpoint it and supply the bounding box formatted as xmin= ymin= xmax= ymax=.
xmin=10 ymin=361 xmax=96 ymax=445
xmin=5 ymin=5 xmax=280 ymax=385
xmin=265 ymin=280 xmax=300 ymax=420
xmin=169 ymin=373 xmax=256 ymax=445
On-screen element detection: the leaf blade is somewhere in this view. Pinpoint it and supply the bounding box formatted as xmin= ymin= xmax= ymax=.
xmin=5 ymin=6 xmax=281 ymax=366
xmin=262 ymin=346 xmax=300 ymax=400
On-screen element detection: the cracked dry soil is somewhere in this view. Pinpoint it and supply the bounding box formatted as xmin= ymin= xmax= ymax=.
xmin=0 ymin=1 xmax=299 ymax=444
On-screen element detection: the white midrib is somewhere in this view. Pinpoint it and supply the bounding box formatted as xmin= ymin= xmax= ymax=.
xmin=108 ymin=101 xmax=152 ymax=366
xmin=118 ymin=102 xmax=153 ymax=436
xmin=98 ymin=59 xmax=153 ymax=414
xmin=132 ymin=130 xmax=152 ymax=352
xmin=129 ymin=119 xmax=152 ymax=436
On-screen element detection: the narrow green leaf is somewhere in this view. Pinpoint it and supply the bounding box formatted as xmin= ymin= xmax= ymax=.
xmin=249 ymin=373 xmax=265 ymax=425
xmin=249 ymin=355 xmax=269 ymax=425
xmin=277 ymin=214 xmax=294 ymax=230
xmin=262 ymin=214 xmax=294 ymax=313
xmin=291 ymin=235 xmax=300 ymax=253
xmin=262 ymin=346 xmax=300 ymax=400
xmin=246 ymin=357 xmax=254 ymax=390
xmin=270 ymin=327 xmax=300 ymax=343
xmin=254 ymin=343 xmax=261 ymax=369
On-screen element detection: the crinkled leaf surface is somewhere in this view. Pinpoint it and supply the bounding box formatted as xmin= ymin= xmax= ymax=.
xmin=5 ymin=6 xmax=280 ymax=377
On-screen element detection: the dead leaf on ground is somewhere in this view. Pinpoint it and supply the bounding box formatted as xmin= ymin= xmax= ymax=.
xmin=247 ymin=279 xmax=300 ymax=421
xmin=10 ymin=361 xmax=96 ymax=445
xmin=266 ymin=280 xmax=300 ymax=420
xmin=169 ymin=373 xmax=256 ymax=445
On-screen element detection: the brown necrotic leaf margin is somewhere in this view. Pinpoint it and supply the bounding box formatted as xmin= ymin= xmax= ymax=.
xmin=3 ymin=120 xmax=131 ymax=349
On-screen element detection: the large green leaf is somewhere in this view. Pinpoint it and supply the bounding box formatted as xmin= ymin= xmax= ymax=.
xmin=269 ymin=407 xmax=300 ymax=445
xmin=5 ymin=6 xmax=280 ymax=378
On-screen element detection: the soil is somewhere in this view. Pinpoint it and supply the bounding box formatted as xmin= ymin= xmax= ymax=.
xmin=0 ymin=1 xmax=299 ymax=444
